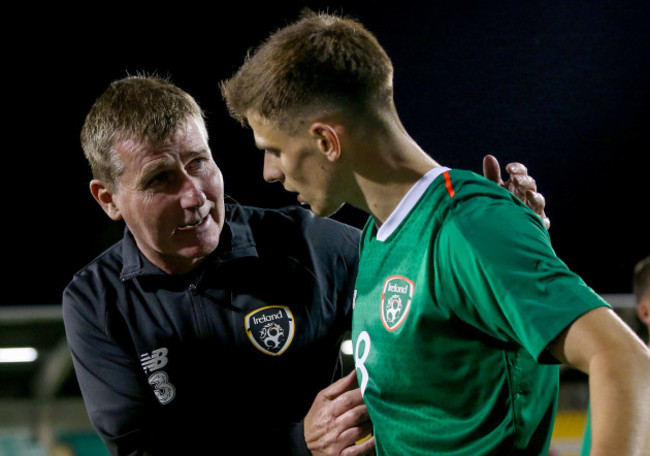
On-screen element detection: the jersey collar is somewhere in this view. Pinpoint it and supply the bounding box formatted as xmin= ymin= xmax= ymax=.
xmin=375 ymin=166 xmax=450 ymax=241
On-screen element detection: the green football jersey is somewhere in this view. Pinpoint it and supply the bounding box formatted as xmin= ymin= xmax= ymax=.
xmin=351 ymin=167 xmax=609 ymax=455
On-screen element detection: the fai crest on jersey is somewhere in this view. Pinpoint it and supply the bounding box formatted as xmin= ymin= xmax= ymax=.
xmin=381 ymin=276 xmax=414 ymax=331
xmin=245 ymin=306 xmax=295 ymax=356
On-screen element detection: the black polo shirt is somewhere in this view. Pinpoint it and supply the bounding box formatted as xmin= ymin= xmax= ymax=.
xmin=63 ymin=203 xmax=360 ymax=456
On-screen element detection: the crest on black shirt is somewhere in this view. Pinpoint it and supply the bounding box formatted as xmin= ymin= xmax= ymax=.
xmin=245 ymin=306 xmax=295 ymax=356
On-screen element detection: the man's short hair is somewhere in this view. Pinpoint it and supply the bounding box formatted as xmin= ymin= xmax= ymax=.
xmin=80 ymin=74 xmax=206 ymax=190
xmin=220 ymin=9 xmax=395 ymax=132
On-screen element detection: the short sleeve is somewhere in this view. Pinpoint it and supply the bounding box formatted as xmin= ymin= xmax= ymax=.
xmin=435 ymin=191 xmax=609 ymax=362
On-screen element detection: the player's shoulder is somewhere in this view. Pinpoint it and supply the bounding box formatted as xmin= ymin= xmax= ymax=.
xmin=446 ymin=168 xmax=511 ymax=197
xmin=440 ymin=169 xmax=547 ymax=241
xmin=442 ymin=169 xmax=527 ymax=215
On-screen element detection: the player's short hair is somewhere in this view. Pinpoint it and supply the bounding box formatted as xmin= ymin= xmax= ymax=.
xmin=633 ymin=256 xmax=650 ymax=303
xmin=80 ymin=74 xmax=207 ymax=190
xmin=220 ymin=9 xmax=395 ymax=133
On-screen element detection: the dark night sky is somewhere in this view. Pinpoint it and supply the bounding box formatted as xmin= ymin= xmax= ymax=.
xmin=7 ymin=0 xmax=649 ymax=306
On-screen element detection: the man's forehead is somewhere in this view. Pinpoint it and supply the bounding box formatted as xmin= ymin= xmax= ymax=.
xmin=117 ymin=117 xmax=208 ymax=153
xmin=114 ymin=134 xmax=210 ymax=179
xmin=247 ymin=112 xmax=296 ymax=149
xmin=117 ymin=115 xmax=206 ymax=145
xmin=247 ymin=117 xmax=274 ymax=149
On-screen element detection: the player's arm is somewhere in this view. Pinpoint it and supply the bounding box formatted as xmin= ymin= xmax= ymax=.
xmin=482 ymin=155 xmax=550 ymax=229
xmin=303 ymin=370 xmax=376 ymax=456
xmin=548 ymin=307 xmax=650 ymax=456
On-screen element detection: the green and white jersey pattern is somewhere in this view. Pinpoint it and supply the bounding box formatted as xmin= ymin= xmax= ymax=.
xmin=352 ymin=167 xmax=609 ymax=455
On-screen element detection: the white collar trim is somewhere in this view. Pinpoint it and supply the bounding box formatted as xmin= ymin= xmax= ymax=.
xmin=375 ymin=166 xmax=450 ymax=242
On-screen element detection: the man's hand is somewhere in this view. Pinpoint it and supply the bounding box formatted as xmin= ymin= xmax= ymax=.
xmin=304 ymin=370 xmax=375 ymax=456
xmin=483 ymin=155 xmax=551 ymax=229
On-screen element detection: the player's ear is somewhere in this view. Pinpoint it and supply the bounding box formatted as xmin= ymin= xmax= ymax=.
xmin=310 ymin=122 xmax=341 ymax=162
xmin=637 ymin=300 xmax=650 ymax=326
xmin=90 ymin=179 xmax=123 ymax=221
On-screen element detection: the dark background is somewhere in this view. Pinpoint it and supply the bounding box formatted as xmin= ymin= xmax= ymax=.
xmin=7 ymin=0 xmax=649 ymax=307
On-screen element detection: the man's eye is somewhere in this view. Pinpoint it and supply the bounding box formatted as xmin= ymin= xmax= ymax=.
xmin=147 ymin=172 xmax=169 ymax=187
xmin=188 ymin=158 xmax=205 ymax=169
xmin=188 ymin=157 xmax=211 ymax=173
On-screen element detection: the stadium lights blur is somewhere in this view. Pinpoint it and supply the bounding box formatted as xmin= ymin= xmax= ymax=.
xmin=341 ymin=339 xmax=353 ymax=356
xmin=0 ymin=347 xmax=38 ymax=363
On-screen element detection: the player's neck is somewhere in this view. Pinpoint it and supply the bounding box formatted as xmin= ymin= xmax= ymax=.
xmin=348 ymin=131 xmax=439 ymax=226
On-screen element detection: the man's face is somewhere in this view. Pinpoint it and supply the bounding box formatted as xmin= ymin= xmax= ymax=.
xmin=247 ymin=113 xmax=345 ymax=217
xmin=106 ymin=117 xmax=225 ymax=274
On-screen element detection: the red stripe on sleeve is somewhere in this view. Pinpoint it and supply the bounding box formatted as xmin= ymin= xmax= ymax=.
xmin=443 ymin=171 xmax=455 ymax=198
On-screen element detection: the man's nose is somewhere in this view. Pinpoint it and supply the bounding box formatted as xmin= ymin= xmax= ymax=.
xmin=263 ymin=151 xmax=284 ymax=183
xmin=180 ymin=176 xmax=207 ymax=209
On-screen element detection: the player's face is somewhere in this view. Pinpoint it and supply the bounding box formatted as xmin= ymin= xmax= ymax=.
xmin=247 ymin=113 xmax=345 ymax=217
xmin=109 ymin=117 xmax=225 ymax=274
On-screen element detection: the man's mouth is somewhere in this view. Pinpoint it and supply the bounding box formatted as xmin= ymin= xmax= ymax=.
xmin=177 ymin=216 xmax=207 ymax=231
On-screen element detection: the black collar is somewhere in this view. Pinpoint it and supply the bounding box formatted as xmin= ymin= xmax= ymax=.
xmin=120 ymin=202 xmax=259 ymax=281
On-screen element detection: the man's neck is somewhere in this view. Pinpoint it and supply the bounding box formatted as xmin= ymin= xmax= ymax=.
xmin=349 ymin=134 xmax=439 ymax=226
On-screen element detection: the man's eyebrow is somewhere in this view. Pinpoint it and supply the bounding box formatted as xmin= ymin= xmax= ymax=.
xmin=139 ymin=158 xmax=174 ymax=182
xmin=184 ymin=148 xmax=212 ymax=159
xmin=252 ymin=133 xmax=273 ymax=152
xmin=254 ymin=140 xmax=278 ymax=153
xmin=139 ymin=149 xmax=210 ymax=181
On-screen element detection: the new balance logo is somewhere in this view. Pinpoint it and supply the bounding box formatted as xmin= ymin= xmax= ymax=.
xmin=140 ymin=347 xmax=169 ymax=373
xmin=140 ymin=347 xmax=175 ymax=405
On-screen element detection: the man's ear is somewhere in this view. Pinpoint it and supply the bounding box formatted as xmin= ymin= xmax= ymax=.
xmin=637 ymin=300 xmax=650 ymax=326
xmin=310 ymin=122 xmax=341 ymax=162
xmin=90 ymin=179 xmax=123 ymax=221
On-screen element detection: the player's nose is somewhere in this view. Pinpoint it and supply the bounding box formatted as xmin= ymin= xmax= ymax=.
xmin=263 ymin=151 xmax=284 ymax=183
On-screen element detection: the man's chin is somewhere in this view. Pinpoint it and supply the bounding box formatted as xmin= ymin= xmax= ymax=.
xmin=167 ymin=238 xmax=220 ymax=273
xmin=163 ymin=252 xmax=212 ymax=275
xmin=308 ymin=202 xmax=345 ymax=219
xmin=180 ymin=240 xmax=219 ymax=260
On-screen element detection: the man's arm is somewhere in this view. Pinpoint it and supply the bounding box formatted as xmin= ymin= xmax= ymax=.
xmin=548 ymin=307 xmax=650 ymax=456
xmin=62 ymin=285 xmax=153 ymax=456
